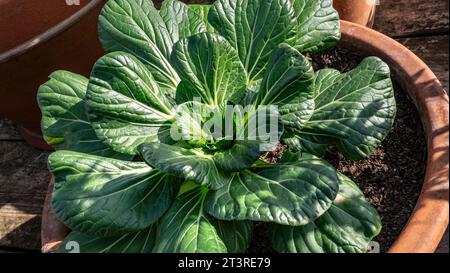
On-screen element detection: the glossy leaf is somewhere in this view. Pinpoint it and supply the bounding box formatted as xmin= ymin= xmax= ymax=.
xmin=213 ymin=107 xmax=282 ymax=172
xmin=139 ymin=142 xmax=229 ymax=190
xmin=171 ymin=32 xmax=247 ymax=105
xmin=255 ymin=44 xmax=313 ymax=105
xmin=86 ymin=52 xmax=175 ymax=155
xmin=215 ymin=220 xmax=253 ymax=253
xmin=282 ymin=133 xmax=332 ymax=158
xmin=205 ymin=156 xmax=339 ymax=226
xmin=160 ymin=0 xmax=207 ymax=44
xmin=170 ymin=101 xmax=215 ymax=147
xmin=213 ymin=140 xmax=263 ymax=172
xmin=153 ymin=187 xmax=228 ymax=253
xmin=298 ymin=57 xmax=396 ymax=160
xmin=37 ymin=71 xmax=128 ymax=159
xmin=255 ymin=43 xmax=315 ymax=133
xmin=49 ymin=151 xmax=181 ymax=236
xmin=189 ymin=4 xmax=217 ymax=33
xmin=208 ymin=0 xmax=296 ymax=81
xmin=60 ymin=225 xmax=157 ymax=253
xmin=98 ymin=0 xmax=180 ymax=91
xmin=290 ymin=0 xmax=340 ymax=52
xmin=271 ymin=172 xmax=381 ymax=253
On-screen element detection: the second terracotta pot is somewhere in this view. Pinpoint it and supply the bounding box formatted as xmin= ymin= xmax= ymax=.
xmin=333 ymin=0 xmax=377 ymax=27
xmin=0 ymin=0 xmax=106 ymax=150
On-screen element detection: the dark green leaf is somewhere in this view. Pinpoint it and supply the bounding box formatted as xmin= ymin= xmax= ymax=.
xmin=290 ymin=0 xmax=340 ymax=52
xmin=86 ymin=52 xmax=175 ymax=155
xmin=255 ymin=43 xmax=315 ymax=133
xmin=160 ymin=0 xmax=207 ymax=43
xmin=213 ymin=140 xmax=262 ymax=172
xmin=271 ymin=173 xmax=381 ymax=253
xmin=189 ymin=4 xmax=217 ymax=33
xmin=49 ymin=151 xmax=181 ymax=236
xmin=215 ymin=220 xmax=253 ymax=253
xmin=98 ymin=0 xmax=180 ymax=91
xmin=298 ymin=57 xmax=396 ymax=160
xmin=205 ymin=156 xmax=339 ymax=225
xmin=37 ymin=71 xmax=130 ymax=159
xmin=213 ymin=107 xmax=282 ymax=172
xmin=171 ymin=32 xmax=247 ymax=105
xmin=282 ymin=134 xmax=332 ymax=159
xmin=255 ymin=44 xmax=313 ymax=105
xmin=60 ymin=225 xmax=157 ymax=253
xmin=281 ymin=69 xmax=337 ymax=153
xmin=208 ymin=0 xmax=296 ymax=81
xmin=139 ymin=142 xmax=229 ymax=190
xmin=153 ymin=187 xmax=228 ymax=253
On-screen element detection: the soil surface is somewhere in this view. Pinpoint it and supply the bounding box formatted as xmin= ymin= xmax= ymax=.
xmin=247 ymin=47 xmax=427 ymax=253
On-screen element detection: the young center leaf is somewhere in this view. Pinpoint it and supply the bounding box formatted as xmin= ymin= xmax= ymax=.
xmin=49 ymin=151 xmax=182 ymax=237
xmin=271 ymin=172 xmax=381 ymax=253
xmin=213 ymin=106 xmax=283 ymax=173
xmin=139 ymin=142 xmax=229 ymax=190
xmin=213 ymin=140 xmax=263 ymax=173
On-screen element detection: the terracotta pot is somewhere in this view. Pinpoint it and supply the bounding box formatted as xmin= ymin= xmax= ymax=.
xmin=0 ymin=0 xmax=106 ymax=150
xmin=40 ymin=20 xmax=449 ymax=253
xmin=41 ymin=178 xmax=70 ymax=253
xmin=333 ymin=0 xmax=377 ymax=27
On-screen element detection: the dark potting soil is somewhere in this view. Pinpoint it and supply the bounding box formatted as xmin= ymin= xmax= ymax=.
xmin=247 ymin=47 xmax=427 ymax=253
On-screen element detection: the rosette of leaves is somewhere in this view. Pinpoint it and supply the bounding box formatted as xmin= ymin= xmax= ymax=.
xmin=37 ymin=0 xmax=395 ymax=253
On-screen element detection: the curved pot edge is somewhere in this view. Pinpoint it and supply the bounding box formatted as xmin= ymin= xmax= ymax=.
xmin=40 ymin=20 xmax=450 ymax=253
xmin=339 ymin=20 xmax=449 ymax=253
xmin=41 ymin=178 xmax=70 ymax=253
xmin=0 ymin=0 xmax=105 ymax=63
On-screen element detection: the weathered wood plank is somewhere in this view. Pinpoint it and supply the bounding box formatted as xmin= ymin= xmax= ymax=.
xmin=0 ymin=212 xmax=41 ymax=250
xmin=0 ymin=141 xmax=50 ymax=250
xmin=398 ymin=35 xmax=449 ymax=92
xmin=374 ymin=0 xmax=449 ymax=37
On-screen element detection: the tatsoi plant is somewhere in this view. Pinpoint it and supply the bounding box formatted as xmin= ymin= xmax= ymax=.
xmin=37 ymin=0 xmax=396 ymax=253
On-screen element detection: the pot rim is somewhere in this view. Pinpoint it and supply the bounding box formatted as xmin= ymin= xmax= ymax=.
xmin=0 ymin=0 xmax=104 ymax=63
xmin=339 ymin=20 xmax=449 ymax=253
xmin=40 ymin=20 xmax=449 ymax=253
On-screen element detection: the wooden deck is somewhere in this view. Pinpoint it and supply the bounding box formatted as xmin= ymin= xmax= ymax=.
xmin=0 ymin=0 xmax=448 ymax=252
